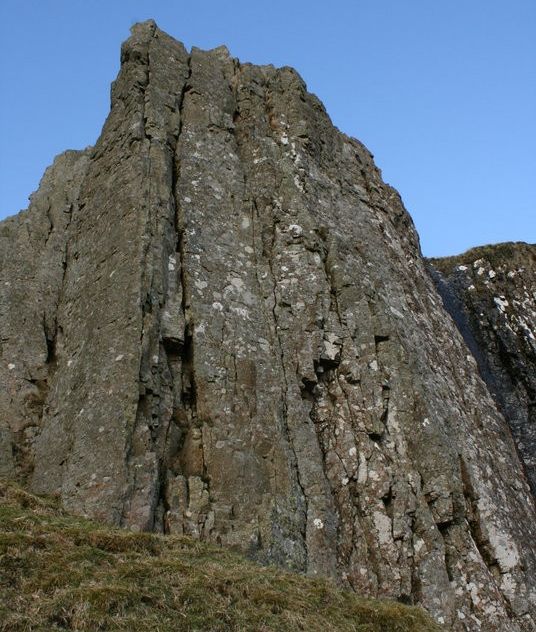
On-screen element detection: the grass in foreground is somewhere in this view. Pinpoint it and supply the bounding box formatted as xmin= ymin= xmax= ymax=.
xmin=0 ymin=481 xmax=442 ymax=631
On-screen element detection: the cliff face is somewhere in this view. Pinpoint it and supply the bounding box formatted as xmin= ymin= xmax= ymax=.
xmin=429 ymin=243 xmax=536 ymax=496
xmin=1 ymin=21 xmax=535 ymax=631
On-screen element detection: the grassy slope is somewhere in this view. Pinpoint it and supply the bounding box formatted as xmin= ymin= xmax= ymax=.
xmin=0 ymin=481 xmax=442 ymax=632
xmin=428 ymin=240 xmax=535 ymax=276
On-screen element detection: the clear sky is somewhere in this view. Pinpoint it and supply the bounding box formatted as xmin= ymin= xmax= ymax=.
xmin=0 ymin=1 xmax=534 ymax=257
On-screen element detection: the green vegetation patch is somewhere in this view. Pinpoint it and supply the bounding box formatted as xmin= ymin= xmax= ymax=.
xmin=0 ymin=481 xmax=442 ymax=631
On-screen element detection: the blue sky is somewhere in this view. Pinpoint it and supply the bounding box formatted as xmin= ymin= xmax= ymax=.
xmin=0 ymin=1 xmax=534 ymax=257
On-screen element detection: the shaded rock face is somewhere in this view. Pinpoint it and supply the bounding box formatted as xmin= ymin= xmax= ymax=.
xmin=1 ymin=21 xmax=535 ymax=631
xmin=429 ymin=243 xmax=536 ymax=496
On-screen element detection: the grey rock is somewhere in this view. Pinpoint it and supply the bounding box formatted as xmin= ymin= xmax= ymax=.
xmin=1 ymin=21 xmax=535 ymax=631
xmin=0 ymin=149 xmax=90 ymax=481
xmin=429 ymin=243 xmax=536 ymax=495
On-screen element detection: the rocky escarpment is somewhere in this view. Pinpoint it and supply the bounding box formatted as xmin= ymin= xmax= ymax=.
xmin=428 ymin=243 xmax=536 ymax=496
xmin=1 ymin=21 xmax=535 ymax=631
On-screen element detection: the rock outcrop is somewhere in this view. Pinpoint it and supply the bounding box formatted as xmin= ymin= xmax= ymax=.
xmin=429 ymin=243 xmax=536 ymax=496
xmin=1 ymin=21 xmax=535 ymax=631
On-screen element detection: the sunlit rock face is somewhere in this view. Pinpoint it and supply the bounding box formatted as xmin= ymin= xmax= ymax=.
xmin=1 ymin=21 xmax=535 ymax=631
xmin=429 ymin=243 xmax=536 ymax=496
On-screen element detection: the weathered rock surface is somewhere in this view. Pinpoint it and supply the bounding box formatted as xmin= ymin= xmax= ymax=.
xmin=1 ymin=21 xmax=535 ymax=631
xmin=0 ymin=150 xmax=90 ymax=479
xmin=429 ymin=243 xmax=536 ymax=496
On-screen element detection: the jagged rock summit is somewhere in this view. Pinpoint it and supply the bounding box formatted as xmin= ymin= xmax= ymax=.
xmin=1 ymin=21 xmax=535 ymax=631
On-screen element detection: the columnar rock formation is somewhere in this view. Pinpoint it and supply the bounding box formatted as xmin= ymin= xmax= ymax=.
xmin=1 ymin=21 xmax=535 ymax=631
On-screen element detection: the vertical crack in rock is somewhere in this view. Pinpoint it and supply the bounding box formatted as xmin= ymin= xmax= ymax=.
xmin=459 ymin=457 xmax=501 ymax=579
xmin=120 ymin=24 xmax=195 ymax=531
xmin=158 ymin=57 xmax=194 ymax=534
xmin=301 ymin=232 xmax=349 ymax=574
xmin=163 ymin=52 xmax=214 ymax=538
xmin=119 ymin=23 xmax=160 ymax=530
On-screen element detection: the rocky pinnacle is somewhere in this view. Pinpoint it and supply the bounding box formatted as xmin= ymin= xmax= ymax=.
xmin=1 ymin=21 xmax=535 ymax=631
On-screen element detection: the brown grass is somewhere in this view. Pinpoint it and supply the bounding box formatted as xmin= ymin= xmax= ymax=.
xmin=0 ymin=481 xmax=442 ymax=631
